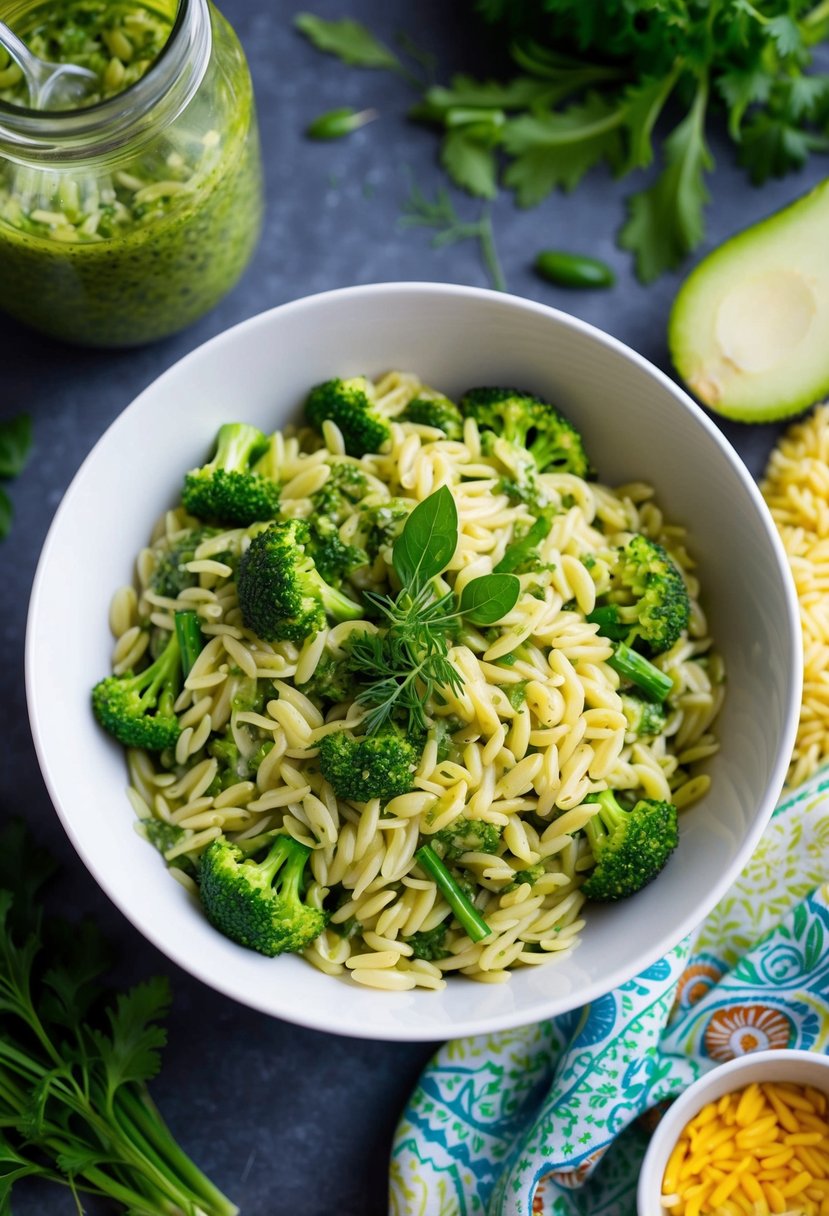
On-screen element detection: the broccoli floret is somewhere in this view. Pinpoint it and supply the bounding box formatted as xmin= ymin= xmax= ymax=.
xmin=400 ymin=391 xmax=464 ymax=440
xmin=460 ymin=386 xmax=592 ymax=478
xmin=198 ymin=834 xmax=326 ymax=957
xmin=621 ymin=692 xmax=669 ymax=737
xmin=149 ymin=526 xmax=225 ymax=599
xmin=92 ymin=630 xmax=181 ymax=750
xmin=207 ymin=733 xmax=273 ymax=794
xmin=589 ymin=535 xmax=690 ymax=655
xmin=356 ymin=498 xmax=410 ymax=560
xmin=308 ymin=516 xmax=368 ymax=584
xmin=580 ymin=790 xmax=679 ymax=902
xmin=296 ymin=653 xmax=352 ymax=705
xmin=431 ymin=816 xmax=503 ymax=862
xmin=507 ymin=863 xmax=545 ymax=890
xmin=181 ymin=423 xmax=279 ymax=526
xmin=405 ymin=921 xmax=451 ymax=961
xmin=142 ymin=819 xmax=197 ymax=877
xmin=318 ymin=727 xmax=420 ymax=802
xmin=305 ymin=376 xmax=390 ymax=457
xmin=310 ymin=462 xmax=371 ymax=522
xmin=237 ymin=518 xmax=363 ymax=644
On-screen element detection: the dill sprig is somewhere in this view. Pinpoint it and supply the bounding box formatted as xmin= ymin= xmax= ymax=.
xmin=349 ymin=584 xmax=464 ymax=734
xmin=346 ymin=486 xmax=519 ymax=735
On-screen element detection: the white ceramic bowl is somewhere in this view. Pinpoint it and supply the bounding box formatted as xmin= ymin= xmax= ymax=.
xmin=638 ymin=1049 xmax=829 ymax=1215
xmin=26 ymin=283 xmax=801 ymax=1040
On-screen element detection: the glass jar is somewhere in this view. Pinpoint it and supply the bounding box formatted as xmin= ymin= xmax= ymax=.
xmin=0 ymin=0 xmax=263 ymax=346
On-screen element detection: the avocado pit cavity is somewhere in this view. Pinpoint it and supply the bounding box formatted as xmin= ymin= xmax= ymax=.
xmin=714 ymin=268 xmax=816 ymax=375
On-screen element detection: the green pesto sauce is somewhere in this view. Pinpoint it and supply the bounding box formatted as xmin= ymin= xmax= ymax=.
xmin=0 ymin=1 xmax=263 ymax=346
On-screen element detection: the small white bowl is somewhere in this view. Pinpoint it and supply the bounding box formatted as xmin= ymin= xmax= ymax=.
xmin=25 ymin=282 xmax=802 ymax=1040
xmin=638 ymin=1049 xmax=829 ymax=1215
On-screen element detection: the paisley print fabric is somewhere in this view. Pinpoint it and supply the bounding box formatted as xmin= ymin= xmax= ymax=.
xmin=390 ymin=770 xmax=829 ymax=1216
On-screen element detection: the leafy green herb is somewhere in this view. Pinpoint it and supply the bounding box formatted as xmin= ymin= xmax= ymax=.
xmin=0 ymin=819 xmax=237 ymax=1216
xmin=392 ymin=484 xmax=458 ymax=591
xmin=306 ymin=106 xmax=378 ymax=140
xmin=0 ymin=413 xmax=32 ymax=478
xmin=459 ymin=572 xmax=520 ymax=625
xmin=0 ymin=413 xmax=32 ymax=540
xmin=294 ymin=13 xmax=401 ymax=71
xmin=0 ymin=487 xmax=11 ymax=540
xmin=398 ymin=180 xmax=506 ymax=291
xmin=298 ymin=2 xmax=829 ymax=280
xmin=351 ymin=487 xmax=519 ymax=732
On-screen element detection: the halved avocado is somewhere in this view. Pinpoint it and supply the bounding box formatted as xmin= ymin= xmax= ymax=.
xmin=669 ymin=179 xmax=829 ymax=422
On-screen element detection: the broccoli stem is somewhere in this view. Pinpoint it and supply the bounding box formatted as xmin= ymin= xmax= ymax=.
xmin=212 ymin=422 xmax=269 ymax=472
xmin=309 ymin=569 xmax=363 ymax=621
xmin=584 ymin=789 xmax=625 ymax=851
xmin=608 ymin=642 xmax=672 ymax=702
xmin=174 ymin=610 xmax=202 ymax=679
xmin=415 ymin=844 xmax=491 ymax=943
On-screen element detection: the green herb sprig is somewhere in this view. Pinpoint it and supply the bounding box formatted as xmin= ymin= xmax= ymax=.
xmin=398 ymin=181 xmax=506 ymax=292
xmin=0 ymin=414 xmax=32 ymax=541
xmin=349 ymin=486 xmax=520 ymax=734
xmin=0 ymin=820 xmax=237 ymax=1215
xmin=297 ymin=4 xmax=829 ymax=282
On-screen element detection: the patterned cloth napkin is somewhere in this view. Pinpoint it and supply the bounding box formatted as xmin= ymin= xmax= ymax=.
xmin=390 ymin=770 xmax=829 ymax=1216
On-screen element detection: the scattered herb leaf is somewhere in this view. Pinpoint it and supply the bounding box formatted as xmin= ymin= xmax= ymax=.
xmin=459 ymin=573 xmax=520 ymax=625
xmin=398 ymin=180 xmax=506 ymax=291
xmin=0 ymin=413 xmax=32 ymax=478
xmin=294 ymin=13 xmax=401 ymax=71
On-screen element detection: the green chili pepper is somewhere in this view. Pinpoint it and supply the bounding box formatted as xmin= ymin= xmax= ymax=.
xmin=534 ymin=250 xmax=616 ymax=289
xmin=306 ymin=107 xmax=378 ymax=140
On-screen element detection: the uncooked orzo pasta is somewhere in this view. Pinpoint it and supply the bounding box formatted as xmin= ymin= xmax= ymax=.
xmin=761 ymin=404 xmax=829 ymax=787
xmin=95 ymin=371 xmax=724 ymax=991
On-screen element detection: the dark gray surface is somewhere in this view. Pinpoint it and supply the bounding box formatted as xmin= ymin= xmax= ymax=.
xmin=1 ymin=3 xmax=826 ymax=1213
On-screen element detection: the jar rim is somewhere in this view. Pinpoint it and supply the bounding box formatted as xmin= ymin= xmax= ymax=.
xmin=0 ymin=0 xmax=211 ymax=161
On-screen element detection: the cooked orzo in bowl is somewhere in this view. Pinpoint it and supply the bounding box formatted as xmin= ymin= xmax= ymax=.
xmin=26 ymin=283 xmax=800 ymax=1039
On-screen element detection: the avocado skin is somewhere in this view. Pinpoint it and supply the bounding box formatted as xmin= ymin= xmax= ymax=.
xmin=669 ymin=178 xmax=829 ymax=423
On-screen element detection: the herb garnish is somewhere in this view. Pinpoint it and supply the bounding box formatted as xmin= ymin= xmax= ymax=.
xmin=0 ymin=413 xmax=32 ymax=541
xmin=398 ymin=181 xmax=506 ymax=292
xmin=0 ymin=820 xmax=237 ymax=1215
xmin=349 ymin=486 xmax=520 ymax=734
xmin=297 ymin=3 xmax=829 ymax=281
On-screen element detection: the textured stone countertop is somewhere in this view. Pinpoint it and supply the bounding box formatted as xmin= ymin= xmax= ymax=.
xmin=1 ymin=2 xmax=824 ymax=1213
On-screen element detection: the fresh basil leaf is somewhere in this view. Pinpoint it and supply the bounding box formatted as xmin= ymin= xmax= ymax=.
xmin=294 ymin=13 xmax=401 ymax=71
xmin=459 ymin=573 xmax=520 ymax=625
xmin=393 ymin=485 xmax=458 ymax=590
xmin=0 ymin=487 xmax=11 ymax=540
xmin=0 ymin=414 xmax=32 ymax=479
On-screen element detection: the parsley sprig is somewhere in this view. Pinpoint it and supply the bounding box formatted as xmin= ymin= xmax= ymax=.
xmin=297 ymin=4 xmax=829 ymax=281
xmin=0 ymin=820 xmax=237 ymax=1215
xmin=349 ymin=486 xmax=520 ymax=734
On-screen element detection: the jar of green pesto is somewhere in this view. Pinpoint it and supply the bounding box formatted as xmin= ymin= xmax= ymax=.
xmin=0 ymin=0 xmax=263 ymax=346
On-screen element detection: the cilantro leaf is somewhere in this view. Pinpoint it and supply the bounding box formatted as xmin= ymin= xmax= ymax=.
xmin=766 ymin=15 xmax=802 ymax=58
xmin=738 ymin=109 xmax=824 ymax=183
xmin=441 ymin=127 xmax=499 ymax=198
xmin=93 ymin=978 xmax=170 ymax=1107
xmin=619 ymin=85 xmax=713 ymax=283
xmin=294 ymin=13 xmax=400 ymax=71
xmin=717 ymin=63 xmax=774 ymax=138
xmin=0 ymin=414 xmax=32 ymax=480
xmin=503 ymin=94 xmax=623 ymax=205
xmin=0 ymin=488 xmax=10 ymax=541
